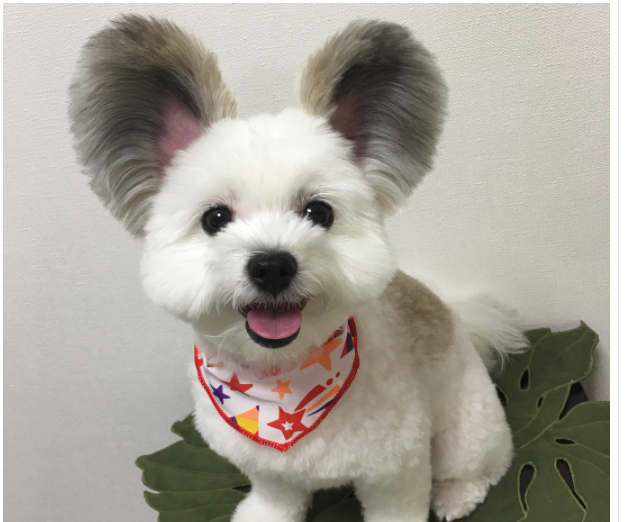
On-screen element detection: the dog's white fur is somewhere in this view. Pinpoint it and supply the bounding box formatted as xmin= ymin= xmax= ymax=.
xmin=145 ymin=109 xmax=525 ymax=521
xmin=70 ymin=17 xmax=528 ymax=521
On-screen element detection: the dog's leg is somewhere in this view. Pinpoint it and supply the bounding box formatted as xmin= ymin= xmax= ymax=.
xmin=430 ymin=344 xmax=513 ymax=521
xmin=231 ymin=471 xmax=311 ymax=522
xmin=354 ymin=456 xmax=432 ymax=522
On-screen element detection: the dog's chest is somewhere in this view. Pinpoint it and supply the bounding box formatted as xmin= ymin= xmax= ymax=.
xmin=191 ymin=309 xmax=433 ymax=487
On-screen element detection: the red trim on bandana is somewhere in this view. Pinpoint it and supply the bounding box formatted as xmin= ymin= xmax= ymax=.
xmin=195 ymin=318 xmax=359 ymax=452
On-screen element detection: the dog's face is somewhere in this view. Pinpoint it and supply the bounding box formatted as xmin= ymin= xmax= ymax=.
xmin=69 ymin=16 xmax=446 ymax=367
xmin=141 ymin=109 xmax=394 ymax=366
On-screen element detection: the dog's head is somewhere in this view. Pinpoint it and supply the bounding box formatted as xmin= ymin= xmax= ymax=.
xmin=69 ymin=16 xmax=446 ymax=368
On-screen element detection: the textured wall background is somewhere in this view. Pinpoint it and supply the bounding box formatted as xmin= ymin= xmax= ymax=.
xmin=4 ymin=4 xmax=609 ymax=521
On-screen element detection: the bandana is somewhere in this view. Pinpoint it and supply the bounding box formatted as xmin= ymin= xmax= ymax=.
xmin=195 ymin=318 xmax=359 ymax=452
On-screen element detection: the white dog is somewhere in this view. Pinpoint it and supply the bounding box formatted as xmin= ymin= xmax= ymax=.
xmin=69 ymin=16 xmax=527 ymax=522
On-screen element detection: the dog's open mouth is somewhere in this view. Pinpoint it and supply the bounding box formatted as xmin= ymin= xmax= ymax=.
xmin=240 ymin=300 xmax=308 ymax=349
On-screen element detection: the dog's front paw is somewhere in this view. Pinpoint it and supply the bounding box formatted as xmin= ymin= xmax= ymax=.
xmin=231 ymin=489 xmax=308 ymax=522
xmin=431 ymin=478 xmax=490 ymax=521
xmin=231 ymin=494 xmax=294 ymax=522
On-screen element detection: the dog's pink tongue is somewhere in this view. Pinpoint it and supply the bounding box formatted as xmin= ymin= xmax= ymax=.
xmin=247 ymin=305 xmax=302 ymax=340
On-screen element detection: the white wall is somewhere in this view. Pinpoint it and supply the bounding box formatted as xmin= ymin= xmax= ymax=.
xmin=4 ymin=4 xmax=609 ymax=521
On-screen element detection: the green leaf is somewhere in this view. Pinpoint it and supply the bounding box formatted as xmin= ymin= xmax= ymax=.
xmin=463 ymin=322 xmax=608 ymax=522
xmin=306 ymin=488 xmax=355 ymax=521
xmin=138 ymin=324 xmax=609 ymax=521
xmin=144 ymin=490 xmax=245 ymax=511
xmin=310 ymin=496 xmax=364 ymax=522
xmin=171 ymin=414 xmax=210 ymax=448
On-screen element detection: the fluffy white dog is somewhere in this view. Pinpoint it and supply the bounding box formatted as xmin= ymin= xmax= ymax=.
xmin=69 ymin=16 xmax=527 ymax=522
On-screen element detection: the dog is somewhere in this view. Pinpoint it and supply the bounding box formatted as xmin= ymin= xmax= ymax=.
xmin=69 ymin=15 xmax=527 ymax=522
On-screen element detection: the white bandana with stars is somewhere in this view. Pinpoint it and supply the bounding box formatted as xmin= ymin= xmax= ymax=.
xmin=195 ymin=318 xmax=359 ymax=452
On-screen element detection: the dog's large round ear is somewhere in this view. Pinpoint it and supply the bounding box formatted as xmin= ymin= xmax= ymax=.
xmin=300 ymin=21 xmax=447 ymax=214
xmin=69 ymin=15 xmax=237 ymax=237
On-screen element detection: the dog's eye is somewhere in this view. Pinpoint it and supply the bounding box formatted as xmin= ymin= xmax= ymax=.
xmin=201 ymin=206 xmax=233 ymax=235
xmin=303 ymin=201 xmax=334 ymax=229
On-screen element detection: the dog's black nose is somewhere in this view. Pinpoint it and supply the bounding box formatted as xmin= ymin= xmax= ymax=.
xmin=247 ymin=252 xmax=298 ymax=295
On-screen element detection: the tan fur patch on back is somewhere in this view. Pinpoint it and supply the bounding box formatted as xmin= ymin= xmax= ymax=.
xmin=383 ymin=270 xmax=454 ymax=359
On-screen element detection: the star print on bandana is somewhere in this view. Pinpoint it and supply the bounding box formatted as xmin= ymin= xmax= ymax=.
xmin=211 ymin=384 xmax=230 ymax=404
xmin=267 ymin=407 xmax=308 ymax=440
xmin=271 ymin=380 xmax=292 ymax=400
xmin=299 ymin=338 xmax=343 ymax=371
xmin=225 ymin=373 xmax=253 ymax=393
xmin=195 ymin=318 xmax=359 ymax=452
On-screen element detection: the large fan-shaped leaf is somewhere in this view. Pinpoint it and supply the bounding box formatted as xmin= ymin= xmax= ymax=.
xmin=461 ymin=323 xmax=608 ymax=522
xmin=137 ymin=323 xmax=609 ymax=521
